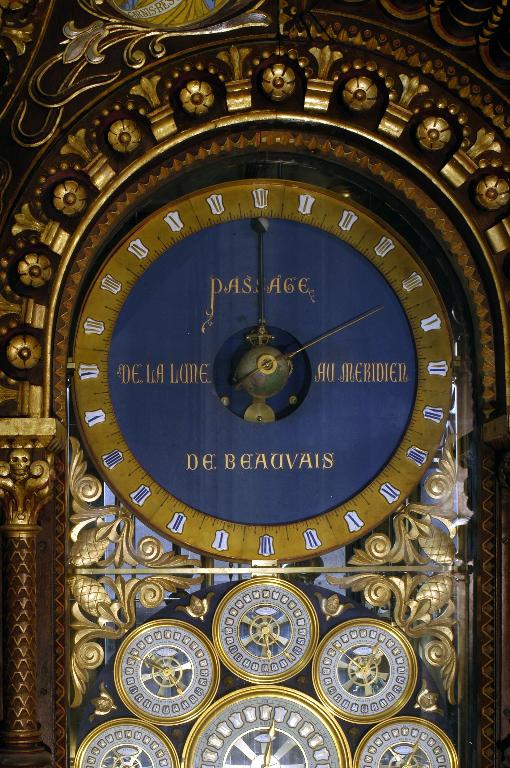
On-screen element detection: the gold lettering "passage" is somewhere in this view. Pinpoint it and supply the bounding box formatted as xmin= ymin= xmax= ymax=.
xmin=201 ymin=274 xmax=316 ymax=333
xmin=314 ymin=362 xmax=409 ymax=383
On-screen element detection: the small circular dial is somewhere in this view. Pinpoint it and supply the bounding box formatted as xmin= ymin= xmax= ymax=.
xmin=212 ymin=578 xmax=318 ymax=683
xmin=354 ymin=717 xmax=458 ymax=768
xmin=182 ymin=686 xmax=351 ymax=768
xmin=312 ymin=619 xmax=417 ymax=722
xmin=75 ymin=718 xmax=178 ymax=768
xmin=114 ymin=620 xmax=219 ymax=724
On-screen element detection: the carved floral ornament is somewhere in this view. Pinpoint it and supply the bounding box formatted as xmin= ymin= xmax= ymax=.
xmin=0 ymin=33 xmax=508 ymax=420
xmin=68 ymin=438 xmax=201 ymax=707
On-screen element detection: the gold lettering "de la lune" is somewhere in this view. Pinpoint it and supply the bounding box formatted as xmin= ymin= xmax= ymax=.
xmin=116 ymin=362 xmax=210 ymax=384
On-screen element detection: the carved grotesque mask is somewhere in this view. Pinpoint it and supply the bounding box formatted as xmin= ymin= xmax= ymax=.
xmin=9 ymin=448 xmax=31 ymax=481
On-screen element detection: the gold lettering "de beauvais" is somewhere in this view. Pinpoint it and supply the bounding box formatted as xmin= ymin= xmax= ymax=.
xmin=116 ymin=363 xmax=210 ymax=384
xmin=315 ymin=361 xmax=409 ymax=383
xmin=186 ymin=452 xmax=335 ymax=471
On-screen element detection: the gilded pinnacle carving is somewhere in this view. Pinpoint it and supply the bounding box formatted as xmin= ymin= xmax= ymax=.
xmin=129 ymin=75 xmax=177 ymax=140
xmin=217 ymin=46 xmax=252 ymax=112
xmin=304 ymin=45 xmax=342 ymax=112
xmin=441 ymin=128 xmax=503 ymax=189
xmin=11 ymin=203 xmax=69 ymax=254
xmin=60 ymin=128 xmax=116 ymax=189
xmin=379 ymin=74 xmax=429 ymax=139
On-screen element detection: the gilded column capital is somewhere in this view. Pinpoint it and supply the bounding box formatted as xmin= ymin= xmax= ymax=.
xmin=0 ymin=449 xmax=53 ymax=531
xmin=0 ymin=418 xmax=61 ymax=766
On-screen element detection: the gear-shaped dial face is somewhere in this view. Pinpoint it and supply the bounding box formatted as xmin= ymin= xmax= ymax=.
xmin=182 ymin=686 xmax=351 ymax=768
xmin=312 ymin=619 xmax=417 ymax=723
xmin=354 ymin=718 xmax=457 ymax=768
xmin=212 ymin=578 xmax=318 ymax=683
xmin=75 ymin=719 xmax=178 ymax=768
xmin=114 ymin=620 xmax=219 ymax=724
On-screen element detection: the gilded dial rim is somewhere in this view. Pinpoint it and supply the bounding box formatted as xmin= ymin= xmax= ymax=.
xmin=312 ymin=618 xmax=418 ymax=723
xmin=113 ymin=619 xmax=219 ymax=724
xmin=353 ymin=716 xmax=458 ymax=768
xmin=73 ymin=179 xmax=452 ymax=562
xmin=181 ymin=685 xmax=352 ymax=768
xmin=74 ymin=717 xmax=179 ymax=768
xmin=212 ymin=577 xmax=319 ymax=683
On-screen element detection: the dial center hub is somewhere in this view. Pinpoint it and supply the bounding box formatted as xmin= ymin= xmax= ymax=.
xmin=235 ymin=344 xmax=292 ymax=399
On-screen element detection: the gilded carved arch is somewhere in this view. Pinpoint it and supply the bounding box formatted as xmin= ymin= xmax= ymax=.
xmin=1 ymin=34 xmax=509 ymax=419
xmin=0 ymin=3 xmax=509 ymax=767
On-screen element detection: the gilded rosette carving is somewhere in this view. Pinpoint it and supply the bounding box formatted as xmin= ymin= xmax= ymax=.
xmin=68 ymin=437 xmax=202 ymax=706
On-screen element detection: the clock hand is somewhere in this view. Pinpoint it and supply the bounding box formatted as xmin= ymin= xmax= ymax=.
xmin=132 ymin=650 xmax=184 ymax=695
xmin=248 ymin=217 xmax=273 ymax=347
xmin=235 ymin=305 xmax=383 ymax=391
xmin=263 ymin=628 xmax=273 ymax=659
xmin=401 ymin=740 xmax=422 ymax=768
xmin=263 ymin=720 xmax=276 ymax=768
xmin=334 ymin=644 xmax=365 ymax=671
xmin=286 ymin=304 xmax=384 ymax=359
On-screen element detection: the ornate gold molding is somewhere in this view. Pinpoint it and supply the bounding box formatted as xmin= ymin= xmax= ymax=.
xmin=11 ymin=0 xmax=270 ymax=146
xmin=67 ymin=437 xmax=202 ymax=707
xmin=2 ymin=41 xmax=507 ymax=422
xmin=282 ymin=1 xmax=510 ymax=90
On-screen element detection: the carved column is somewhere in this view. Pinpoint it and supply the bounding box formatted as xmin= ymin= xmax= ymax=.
xmin=0 ymin=419 xmax=62 ymax=768
xmin=484 ymin=415 xmax=510 ymax=765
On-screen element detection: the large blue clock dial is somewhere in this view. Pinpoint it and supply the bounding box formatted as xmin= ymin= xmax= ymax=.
xmin=74 ymin=181 xmax=452 ymax=561
xmin=108 ymin=218 xmax=416 ymax=527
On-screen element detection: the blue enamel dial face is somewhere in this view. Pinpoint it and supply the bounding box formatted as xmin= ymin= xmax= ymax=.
xmin=108 ymin=218 xmax=415 ymax=526
xmin=74 ymin=181 xmax=452 ymax=561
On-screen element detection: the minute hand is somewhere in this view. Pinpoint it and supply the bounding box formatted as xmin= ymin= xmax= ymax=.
xmin=287 ymin=305 xmax=384 ymax=360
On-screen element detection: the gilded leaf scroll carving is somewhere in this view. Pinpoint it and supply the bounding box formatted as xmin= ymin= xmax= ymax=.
xmin=328 ymin=572 xmax=457 ymax=703
xmin=69 ymin=436 xmax=200 ymax=569
xmin=68 ymin=437 xmax=202 ymax=706
xmin=12 ymin=0 xmax=269 ymax=146
xmin=330 ymin=434 xmax=459 ymax=703
xmin=348 ymin=434 xmax=457 ymax=567
xmin=70 ymin=571 xmax=200 ymax=707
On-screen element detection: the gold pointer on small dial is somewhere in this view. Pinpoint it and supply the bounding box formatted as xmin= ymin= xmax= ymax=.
xmin=132 ymin=649 xmax=184 ymax=695
xmin=263 ymin=720 xmax=276 ymax=768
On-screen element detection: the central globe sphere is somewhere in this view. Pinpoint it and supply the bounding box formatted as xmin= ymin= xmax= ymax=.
xmin=235 ymin=345 xmax=292 ymax=398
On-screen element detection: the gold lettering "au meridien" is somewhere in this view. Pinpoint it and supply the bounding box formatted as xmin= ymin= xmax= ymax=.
xmin=314 ymin=362 xmax=409 ymax=383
